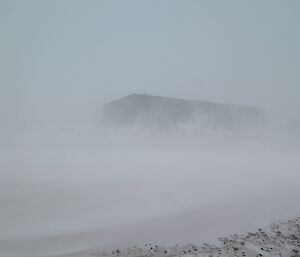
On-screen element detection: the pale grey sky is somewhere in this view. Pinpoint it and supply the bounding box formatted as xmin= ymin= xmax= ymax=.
xmin=0 ymin=0 xmax=299 ymax=122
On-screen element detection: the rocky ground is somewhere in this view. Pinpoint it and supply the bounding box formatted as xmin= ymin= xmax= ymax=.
xmin=62 ymin=217 xmax=300 ymax=257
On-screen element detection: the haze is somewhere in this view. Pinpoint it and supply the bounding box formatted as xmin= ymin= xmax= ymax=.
xmin=0 ymin=1 xmax=300 ymax=257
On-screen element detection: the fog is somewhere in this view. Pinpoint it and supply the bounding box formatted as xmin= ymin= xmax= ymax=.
xmin=1 ymin=1 xmax=300 ymax=257
xmin=0 ymin=123 xmax=299 ymax=256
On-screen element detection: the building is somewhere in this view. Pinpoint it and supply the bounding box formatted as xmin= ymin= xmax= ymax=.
xmin=103 ymin=94 xmax=264 ymax=130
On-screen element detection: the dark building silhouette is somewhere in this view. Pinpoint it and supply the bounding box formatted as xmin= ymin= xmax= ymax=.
xmin=103 ymin=94 xmax=264 ymax=129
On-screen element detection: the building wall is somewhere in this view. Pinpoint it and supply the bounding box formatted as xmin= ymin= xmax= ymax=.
xmin=103 ymin=94 xmax=265 ymax=129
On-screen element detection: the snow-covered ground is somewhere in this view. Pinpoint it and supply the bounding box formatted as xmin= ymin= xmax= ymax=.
xmin=58 ymin=217 xmax=300 ymax=257
xmin=0 ymin=126 xmax=300 ymax=257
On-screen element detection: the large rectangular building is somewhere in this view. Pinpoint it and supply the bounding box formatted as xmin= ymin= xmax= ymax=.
xmin=103 ymin=94 xmax=264 ymax=130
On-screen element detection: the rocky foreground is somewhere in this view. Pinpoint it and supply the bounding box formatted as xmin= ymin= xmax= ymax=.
xmin=60 ymin=217 xmax=300 ymax=257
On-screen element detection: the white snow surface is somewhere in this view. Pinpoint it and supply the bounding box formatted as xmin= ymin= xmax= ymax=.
xmin=0 ymin=125 xmax=300 ymax=257
xmin=57 ymin=217 xmax=300 ymax=257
